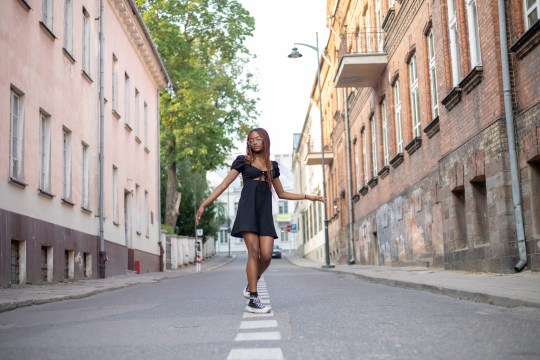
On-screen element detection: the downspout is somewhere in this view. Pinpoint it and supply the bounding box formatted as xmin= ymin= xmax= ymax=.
xmin=98 ymin=0 xmax=106 ymax=278
xmin=343 ymin=88 xmax=355 ymax=264
xmin=497 ymin=0 xmax=527 ymax=271
xmin=157 ymin=89 xmax=164 ymax=271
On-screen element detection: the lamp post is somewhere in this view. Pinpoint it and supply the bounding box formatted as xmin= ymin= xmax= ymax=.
xmin=288 ymin=32 xmax=334 ymax=269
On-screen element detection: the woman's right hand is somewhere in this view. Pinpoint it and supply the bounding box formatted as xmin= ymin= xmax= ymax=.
xmin=195 ymin=205 xmax=205 ymax=226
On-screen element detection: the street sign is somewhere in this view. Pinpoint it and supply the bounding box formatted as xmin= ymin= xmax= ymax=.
xmin=196 ymin=228 xmax=203 ymax=236
xmin=290 ymin=224 xmax=297 ymax=232
xmin=286 ymin=225 xmax=291 ymax=232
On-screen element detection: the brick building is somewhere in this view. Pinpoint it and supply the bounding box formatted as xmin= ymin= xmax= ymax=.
xmin=0 ymin=0 xmax=169 ymax=286
xmin=294 ymin=0 xmax=539 ymax=272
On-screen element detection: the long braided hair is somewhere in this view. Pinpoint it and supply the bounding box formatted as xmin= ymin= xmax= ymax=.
xmin=245 ymin=128 xmax=273 ymax=189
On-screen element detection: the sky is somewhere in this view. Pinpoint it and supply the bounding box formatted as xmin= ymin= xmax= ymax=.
xmin=237 ymin=0 xmax=329 ymax=155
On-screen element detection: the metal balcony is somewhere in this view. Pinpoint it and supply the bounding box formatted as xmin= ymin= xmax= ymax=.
xmin=305 ymin=138 xmax=333 ymax=166
xmin=334 ymin=29 xmax=388 ymax=88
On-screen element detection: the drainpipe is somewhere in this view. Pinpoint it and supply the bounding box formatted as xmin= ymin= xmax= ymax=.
xmin=98 ymin=0 xmax=106 ymax=278
xmin=156 ymin=89 xmax=164 ymax=271
xmin=343 ymin=88 xmax=355 ymax=264
xmin=497 ymin=0 xmax=527 ymax=272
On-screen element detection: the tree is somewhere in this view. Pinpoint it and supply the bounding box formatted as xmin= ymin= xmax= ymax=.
xmin=136 ymin=0 xmax=258 ymax=228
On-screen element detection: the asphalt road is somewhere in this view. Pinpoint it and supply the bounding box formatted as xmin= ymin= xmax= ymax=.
xmin=0 ymin=255 xmax=539 ymax=360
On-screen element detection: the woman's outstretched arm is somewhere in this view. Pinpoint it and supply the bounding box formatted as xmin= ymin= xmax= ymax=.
xmin=272 ymin=177 xmax=326 ymax=203
xmin=196 ymin=170 xmax=240 ymax=225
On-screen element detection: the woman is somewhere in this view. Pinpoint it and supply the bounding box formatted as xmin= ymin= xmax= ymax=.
xmin=196 ymin=128 xmax=325 ymax=314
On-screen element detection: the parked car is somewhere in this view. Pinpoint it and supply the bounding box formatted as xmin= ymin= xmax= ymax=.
xmin=272 ymin=244 xmax=282 ymax=259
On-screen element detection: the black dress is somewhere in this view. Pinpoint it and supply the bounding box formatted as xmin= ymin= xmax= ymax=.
xmin=230 ymin=155 xmax=280 ymax=239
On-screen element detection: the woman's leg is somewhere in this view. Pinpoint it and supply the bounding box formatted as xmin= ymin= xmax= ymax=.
xmin=243 ymin=232 xmax=261 ymax=293
xmin=258 ymin=236 xmax=274 ymax=277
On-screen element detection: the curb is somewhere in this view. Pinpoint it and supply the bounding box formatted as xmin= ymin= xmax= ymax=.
xmin=284 ymin=256 xmax=540 ymax=309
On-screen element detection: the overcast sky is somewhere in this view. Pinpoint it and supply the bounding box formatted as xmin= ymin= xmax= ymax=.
xmin=237 ymin=0 xmax=329 ymax=155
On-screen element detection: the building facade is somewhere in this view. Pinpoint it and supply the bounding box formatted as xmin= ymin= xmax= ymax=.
xmin=1 ymin=0 xmax=168 ymax=287
xmin=295 ymin=0 xmax=539 ymax=272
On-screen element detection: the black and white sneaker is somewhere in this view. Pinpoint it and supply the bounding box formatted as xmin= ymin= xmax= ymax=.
xmin=245 ymin=296 xmax=271 ymax=314
xmin=243 ymin=285 xmax=250 ymax=299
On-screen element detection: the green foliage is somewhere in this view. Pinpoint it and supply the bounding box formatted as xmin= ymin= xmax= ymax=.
xmin=136 ymin=0 xmax=259 ymax=173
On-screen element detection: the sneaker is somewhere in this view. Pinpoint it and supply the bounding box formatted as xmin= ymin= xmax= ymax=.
xmin=245 ymin=296 xmax=271 ymax=314
xmin=243 ymin=285 xmax=250 ymax=299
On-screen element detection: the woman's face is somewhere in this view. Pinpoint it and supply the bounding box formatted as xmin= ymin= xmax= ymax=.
xmin=247 ymin=131 xmax=264 ymax=152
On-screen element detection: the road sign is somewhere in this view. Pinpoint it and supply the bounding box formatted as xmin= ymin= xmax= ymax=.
xmin=286 ymin=225 xmax=291 ymax=232
xmin=196 ymin=228 xmax=203 ymax=236
xmin=290 ymin=224 xmax=297 ymax=232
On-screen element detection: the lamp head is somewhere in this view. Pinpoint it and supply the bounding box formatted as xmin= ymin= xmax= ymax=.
xmin=288 ymin=47 xmax=303 ymax=58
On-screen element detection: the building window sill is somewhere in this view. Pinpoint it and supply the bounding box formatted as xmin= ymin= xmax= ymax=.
xmin=17 ymin=0 xmax=32 ymax=11
xmin=39 ymin=22 xmax=57 ymax=40
xmin=459 ymin=66 xmax=483 ymax=94
xmin=405 ymin=137 xmax=422 ymax=156
xmin=144 ymin=146 xmax=150 ymax=154
xmin=424 ymin=116 xmax=440 ymax=138
xmin=124 ymin=123 xmax=132 ymax=132
xmin=113 ymin=221 xmax=120 ymax=226
xmin=359 ymin=185 xmax=369 ymax=196
xmin=352 ymin=193 xmax=360 ymax=203
xmin=135 ymin=136 xmax=142 ymax=144
xmin=9 ymin=177 xmax=27 ymax=189
xmin=81 ymin=207 xmax=92 ymax=214
xmin=378 ymin=165 xmax=390 ymax=179
xmin=368 ymin=176 xmax=378 ymax=188
xmin=112 ymin=109 xmax=121 ymax=119
xmin=390 ymin=153 xmax=404 ymax=168
xmin=510 ymin=20 xmax=540 ymax=59
xmin=63 ymin=48 xmax=76 ymax=63
xmin=38 ymin=189 xmax=54 ymax=198
xmin=62 ymin=198 xmax=75 ymax=207
xmin=82 ymin=70 xmax=93 ymax=83
xmin=441 ymin=87 xmax=462 ymax=111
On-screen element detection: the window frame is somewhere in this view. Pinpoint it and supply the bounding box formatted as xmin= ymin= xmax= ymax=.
xmin=63 ymin=0 xmax=73 ymax=54
xmin=381 ymin=99 xmax=390 ymax=166
xmin=39 ymin=110 xmax=52 ymax=193
xmin=124 ymin=73 xmax=130 ymax=126
xmin=354 ymin=139 xmax=361 ymax=191
xmin=82 ymin=7 xmax=90 ymax=75
xmin=370 ymin=114 xmax=378 ymax=177
xmin=427 ymin=30 xmax=439 ymax=119
xmin=408 ymin=54 xmax=421 ymax=138
xmin=393 ymin=79 xmax=403 ymax=154
xmin=524 ymin=0 xmax=540 ymax=29
xmin=10 ymin=88 xmax=25 ymax=181
xmin=447 ymin=0 xmax=461 ymax=86
xmin=362 ymin=129 xmax=368 ymax=185
xmin=113 ymin=166 xmax=119 ymax=224
xmin=62 ymin=127 xmax=73 ymax=201
xmin=41 ymin=0 xmax=54 ymax=31
xmin=112 ymin=55 xmax=119 ymax=113
xmin=466 ymin=0 xmax=482 ymax=67
xmin=82 ymin=143 xmax=90 ymax=209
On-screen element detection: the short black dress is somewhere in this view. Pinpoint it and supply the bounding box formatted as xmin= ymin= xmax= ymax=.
xmin=230 ymin=155 xmax=280 ymax=239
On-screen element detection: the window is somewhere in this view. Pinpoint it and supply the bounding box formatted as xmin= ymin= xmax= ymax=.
xmin=427 ymin=30 xmax=439 ymax=119
xmin=279 ymin=201 xmax=288 ymax=214
xmin=63 ymin=0 xmax=73 ymax=54
xmin=370 ymin=115 xmax=378 ymax=177
xmin=524 ymin=0 xmax=539 ymax=29
xmin=134 ymin=89 xmax=140 ymax=139
xmin=381 ymin=100 xmax=389 ymax=166
xmin=143 ymin=102 xmax=148 ymax=148
xmin=466 ymin=0 xmax=481 ymax=67
xmin=82 ymin=143 xmax=90 ymax=209
xmin=365 ymin=9 xmax=372 ymax=53
xmin=362 ymin=129 xmax=368 ymax=185
xmin=124 ymin=73 xmax=130 ymax=126
xmin=10 ymin=88 xmax=25 ymax=181
xmin=393 ymin=80 xmax=403 ymax=153
xmin=62 ymin=128 xmax=72 ymax=201
xmin=112 ymin=55 xmax=119 ymax=112
xmin=376 ymin=0 xmax=383 ymax=52
xmin=113 ymin=166 xmax=119 ymax=223
xmin=409 ymin=54 xmax=421 ymax=138
xmin=39 ymin=111 xmax=52 ymax=193
xmin=82 ymin=8 xmax=90 ymax=75
xmin=448 ymin=0 xmax=461 ymax=86
xmin=41 ymin=0 xmax=54 ymax=30
xmin=354 ymin=139 xmax=361 ymax=191
xmin=145 ymin=190 xmax=149 ymax=236
xmin=135 ymin=184 xmax=140 ymax=233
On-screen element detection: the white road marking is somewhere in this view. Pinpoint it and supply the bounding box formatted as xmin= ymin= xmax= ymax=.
xmin=235 ymin=331 xmax=282 ymax=341
xmin=227 ymin=348 xmax=284 ymax=360
xmin=240 ymin=319 xmax=278 ymax=329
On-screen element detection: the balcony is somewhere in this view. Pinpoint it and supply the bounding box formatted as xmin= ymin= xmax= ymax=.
xmin=334 ymin=30 xmax=388 ymax=88
xmin=304 ymin=138 xmax=333 ymax=166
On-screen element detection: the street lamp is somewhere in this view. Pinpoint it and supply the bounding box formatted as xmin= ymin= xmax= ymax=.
xmin=288 ymin=32 xmax=334 ymax=269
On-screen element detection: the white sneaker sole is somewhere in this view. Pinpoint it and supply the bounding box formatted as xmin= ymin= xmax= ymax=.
xmin=243 ymin=287 xmax=250 ymax=299
xmin=245 ymin=305 xmax=272 ymax=314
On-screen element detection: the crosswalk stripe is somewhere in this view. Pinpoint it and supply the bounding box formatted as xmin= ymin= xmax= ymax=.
xmin=234 ymin=331 xmax=281 ymax=341
xmin=243 ymin=311 xmax=274 ymax=318
xmin=240 ymin=319 xmax=278 ymax=329
xmin=227 ymin=348 xmax=284 ymax=360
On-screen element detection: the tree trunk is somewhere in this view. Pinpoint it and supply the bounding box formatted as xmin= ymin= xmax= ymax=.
xmin=165 ymin=159 xmax=181 ymax=229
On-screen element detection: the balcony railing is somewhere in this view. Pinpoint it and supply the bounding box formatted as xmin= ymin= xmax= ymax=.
xmin=305 ymin=138 xmax=333 ymax=166
xmin=334 ymin=29 xmax=388 ymax=88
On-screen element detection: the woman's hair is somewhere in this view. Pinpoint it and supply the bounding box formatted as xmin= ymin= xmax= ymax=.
xmin=245 ymin=128 xmax=273 ymax=188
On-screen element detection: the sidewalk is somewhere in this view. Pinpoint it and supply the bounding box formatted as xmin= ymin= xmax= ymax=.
xmin=0 ymin=255 xmax=235 ymax=313
xmin=284 ymin=254 xmax=540 ymax=309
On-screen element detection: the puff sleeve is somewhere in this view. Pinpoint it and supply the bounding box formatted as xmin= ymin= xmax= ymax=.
xmin=272 ymin=161 xmax=280 ymax=178
xmin=231 ymin=155 xmax=246 ymax=173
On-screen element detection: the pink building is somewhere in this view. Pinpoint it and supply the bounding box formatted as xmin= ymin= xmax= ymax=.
xmin=0 ymin=0 xmax=169 ymax=287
